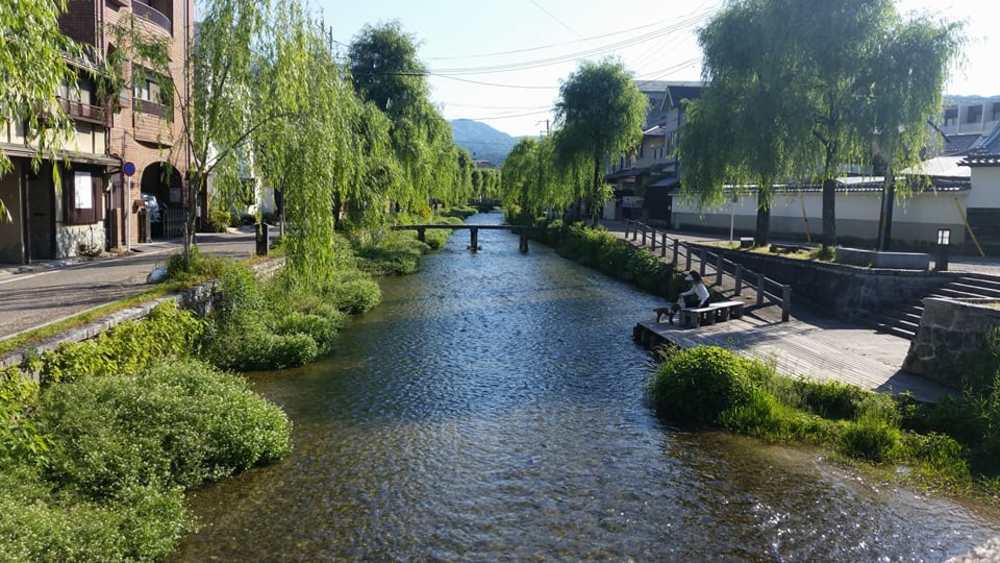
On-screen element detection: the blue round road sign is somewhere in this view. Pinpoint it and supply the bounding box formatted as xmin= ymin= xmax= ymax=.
xmin=123 ymin=162 xmax=136 ymax=177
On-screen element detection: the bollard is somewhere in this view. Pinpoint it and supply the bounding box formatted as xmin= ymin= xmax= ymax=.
xmin=255 ymin=222 xmax=269 ymax=256
xmin=716 ymin=254 xmax=724 ymax=286
xmin=519 ymin=232 xmax=529 ymax=254
xmin=470 ymin=227 xmax=479 ymax=252
xmin=417 ymin=227 xmax=426 ymax=242
xmin=756 ymin=274 xmax=765 ymax=306
xmin=661 ymin=232 xmax=668 ymax=258
xmin=735 ymin=264 xmax=744 ymax=296
xmin=782 ymin=285 xmax=792 ymax=322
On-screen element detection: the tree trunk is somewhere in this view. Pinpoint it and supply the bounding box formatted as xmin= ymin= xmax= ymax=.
xmin=822 ymin=177 xmax=837 ymax=248
xmin=755 ymin=193 xmax=771 ymax=247
xmin=591 ymin=155 xmax=602 ymax=227
xmin=332 ymin=192 xmax=343 ymax=231
xmin=877 ymin=172 xmax=896 ymax=251
xmin=182 ymin=174 xmax=204 ymax=271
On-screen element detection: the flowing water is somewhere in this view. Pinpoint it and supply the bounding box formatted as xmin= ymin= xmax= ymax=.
xmin=175 ymin=213 xmax=1000 ymax=561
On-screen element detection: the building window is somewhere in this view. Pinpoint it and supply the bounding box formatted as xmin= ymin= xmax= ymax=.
xmin=993 ymin=102 xmax=1000 ymax=122
xmin=967 ymin=105 xmax=983 ymax=124
xmin=943 ymin=107 xmax=958 ymax=126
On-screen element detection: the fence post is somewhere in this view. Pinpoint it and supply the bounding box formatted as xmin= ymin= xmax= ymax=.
xmin=699 ymin=250 xmax=707 ymax=277
xmin=661 ymin=232 xmax=668 ymax=258
xmin=735 ymin=264 xmax=744 ymax=296
xmin=626 ymin=220 xmax=632 ymax=239
xmin=756 ymin=274 xmax=765 ymax=306
xmin=684 ymin=244 xmax=691 ymax=271
xmin=673 ymin=239 xmax=679 ymax=265
xmin=782 ymin=285 xmax=792 ymax=322
xmin=641 ymin=226 xmax=647 ymax=246
xmin=650 ymin=229 xmax=657 ymax=251
xmin=716 ymin=254 xmax=724 ymax=286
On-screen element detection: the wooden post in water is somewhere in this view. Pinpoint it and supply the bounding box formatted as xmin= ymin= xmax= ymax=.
xmin=519 ymin=232 xmax=529 ymax=254
xmin=417 ymin=227 xmax=426 ymax=243
xmin=661 ymin=232 xmax=668 ymax=258
xmin=716 ymin=254 xmax=724 ymax=286
xmin=470 ymin=227 xmax=479 ymax=252
xmin=735 ymin=264 xmax=744 ymax=296
xmin=782 ymin=285 xmax=792 ymax=322
xmin=756 ymin=274 xmax=765 ymax=306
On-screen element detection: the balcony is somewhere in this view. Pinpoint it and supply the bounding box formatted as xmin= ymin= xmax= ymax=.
xmin=58 ymin=98 xmax=108 ymax=126
xmin=133 ymin=0 xmax=172 ymax=35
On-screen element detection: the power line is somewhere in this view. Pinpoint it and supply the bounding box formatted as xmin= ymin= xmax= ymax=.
xmin=428 ymin=11 xmax=712 ymax=75
xmin=528 ymin=0 xmax=582 ymax=39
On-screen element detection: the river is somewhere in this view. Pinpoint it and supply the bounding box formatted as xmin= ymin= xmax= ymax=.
xmin=175 ymin=213 xmax=1000 ymax=561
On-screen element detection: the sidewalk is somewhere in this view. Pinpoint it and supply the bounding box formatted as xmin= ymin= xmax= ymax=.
xmin=601 ymin=220 xmax=1000 ymax=277
xmin=0 ymin=231 xmax=263 ymax=340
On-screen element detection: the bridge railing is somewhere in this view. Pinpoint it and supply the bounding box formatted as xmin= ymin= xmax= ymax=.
xmin=625 ymin=220 xmax=792 ymax=322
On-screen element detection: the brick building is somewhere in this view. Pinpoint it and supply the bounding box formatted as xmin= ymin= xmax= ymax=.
xmin=0 ymin=0 xmax=193 ymax=264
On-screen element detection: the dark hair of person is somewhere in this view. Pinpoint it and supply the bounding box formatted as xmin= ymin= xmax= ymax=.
xmin=689 ymin=271 xmax=702 ymax=283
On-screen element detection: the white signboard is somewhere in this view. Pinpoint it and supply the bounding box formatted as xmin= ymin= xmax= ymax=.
xmin=74 ymin=172 xmax=93 ymax=210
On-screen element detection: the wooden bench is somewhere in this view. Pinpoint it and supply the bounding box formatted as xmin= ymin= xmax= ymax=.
xmin=679 ymin=300 xmax=745 ymax=328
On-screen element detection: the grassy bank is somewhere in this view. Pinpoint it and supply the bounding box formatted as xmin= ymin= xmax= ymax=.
xmin=0 ymin=209 xmax=470 ymax=561
xmin=651 ymin=346 xmax=1000 ymax=498
xmin=528 ymin=218 xmax=686 ymax=300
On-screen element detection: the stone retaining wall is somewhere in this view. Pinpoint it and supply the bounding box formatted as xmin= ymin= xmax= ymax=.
xmin=0 ymin=258 xmax=285 ymax=378
xmin=687 ymin=244 xmax=960 ymax=322
xmin=903 ymin=298 xmax=1000 ymax=387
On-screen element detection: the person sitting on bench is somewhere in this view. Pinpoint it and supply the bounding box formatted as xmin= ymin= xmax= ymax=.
xmin=656 ymin=271 xmax=710 ymax=324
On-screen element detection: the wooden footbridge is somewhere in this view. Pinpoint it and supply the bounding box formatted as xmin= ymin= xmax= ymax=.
xmin=391 ymin=224 xmax=539 ymax=253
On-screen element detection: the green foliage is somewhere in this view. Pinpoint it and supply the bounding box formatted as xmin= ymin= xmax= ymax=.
xmin=0 ymin=368 xmax=47 ymax=469
xmin=165 ymin=245 xmax=228 ymax=283
xmin=554 ymin=58 xmax=647 ymax=224
xmin=35 ymin=302 xmax=204 ymax=385
xmin=537 ymin=221 xmax=682 ymax=299
xmin=326 ymin=270 xmax=382 ymax=315
xmin=650 ymin=347 xmax=756 ymax=424
xmin=0 ymin=467 xmax=189 ymax=563
xmin=356 ymin=233 xmax=430 ymax=276
xmin=39 ymin=359 xmax=291 ymax=498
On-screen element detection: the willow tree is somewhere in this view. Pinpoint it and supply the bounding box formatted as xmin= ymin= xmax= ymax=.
xmin=553 ymin=59 xmax=647 ymax=225
xmin=863 ymin=16 xmax=963 ymax=250
xmin=501 ymin=136 xmax=579 ymax=222
xmin=348 ymin=23 xmax=460 ymax=215
xmin=681 ymin=0 xmax=815 ymax=245
xmin=0 ymin=0 xmax=78 ymax=222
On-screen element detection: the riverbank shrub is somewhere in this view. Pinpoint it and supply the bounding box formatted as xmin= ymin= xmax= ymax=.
xmin=39 ymin=359 xmax=291 ymax=498
xmin=33 ymin=302 xmax=204 ymax=385
xmin=527 ymin=220 xmax=684 ymax=300
xmin=441 ymin=205 xmax=478 ymax=220
xmin=650 ymin=346 xmax=976 ymax=490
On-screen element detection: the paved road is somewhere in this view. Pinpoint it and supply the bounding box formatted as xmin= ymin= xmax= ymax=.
xmin=0 ymin=232 xmax=260 ymax=340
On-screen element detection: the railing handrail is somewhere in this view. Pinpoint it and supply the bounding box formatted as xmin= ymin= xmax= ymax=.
xmin=624 ymin=219 xmax=792 ymax=321
xmin=133 ymin=0 xmax=172 ymax=34
xmin=57 ymin=97 xmax=107 ymax=125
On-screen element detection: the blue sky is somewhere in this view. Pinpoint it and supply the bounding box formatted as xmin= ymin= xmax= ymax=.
xmin=313 ymin=0 xmax=1000 ymax=137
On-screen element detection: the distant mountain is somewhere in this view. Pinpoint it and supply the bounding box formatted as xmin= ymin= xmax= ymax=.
xmin=450 ymin=119 xmax=517 ymax=165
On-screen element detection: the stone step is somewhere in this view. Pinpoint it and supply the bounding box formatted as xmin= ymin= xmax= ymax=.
xmin=936 ymin=286 xmax=996 ymax=300
xmin=875 ymin=322 xmax=917 ymax=340
xmin=948 ymin=282 xmax=1000 ymax=298
xmin=958 ymin=275 xmax=1000 ymax=292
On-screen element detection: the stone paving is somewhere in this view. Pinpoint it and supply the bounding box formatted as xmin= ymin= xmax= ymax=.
xmin=0 ymin=231 xmax=264 ymax=340
xmin=611 ymin=223 xmax=953 ymax=401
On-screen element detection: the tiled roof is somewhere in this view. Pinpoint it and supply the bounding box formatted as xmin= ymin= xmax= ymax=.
xmin=943 ymin=134 xmax=982 ymax=156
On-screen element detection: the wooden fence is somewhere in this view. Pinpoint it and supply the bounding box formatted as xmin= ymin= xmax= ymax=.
xmin=625 ymin=220 xmax=792 ymax=322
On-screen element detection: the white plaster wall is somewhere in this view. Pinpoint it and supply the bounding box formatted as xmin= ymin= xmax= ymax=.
xmin=672 ymin=190 xmax=969 ymax=245
xmin=969 ymin=168 xmax=1000 ymax=208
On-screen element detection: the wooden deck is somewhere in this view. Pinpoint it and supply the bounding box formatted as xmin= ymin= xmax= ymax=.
xmin=634 ymin=313 xmax=952 ymax=403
